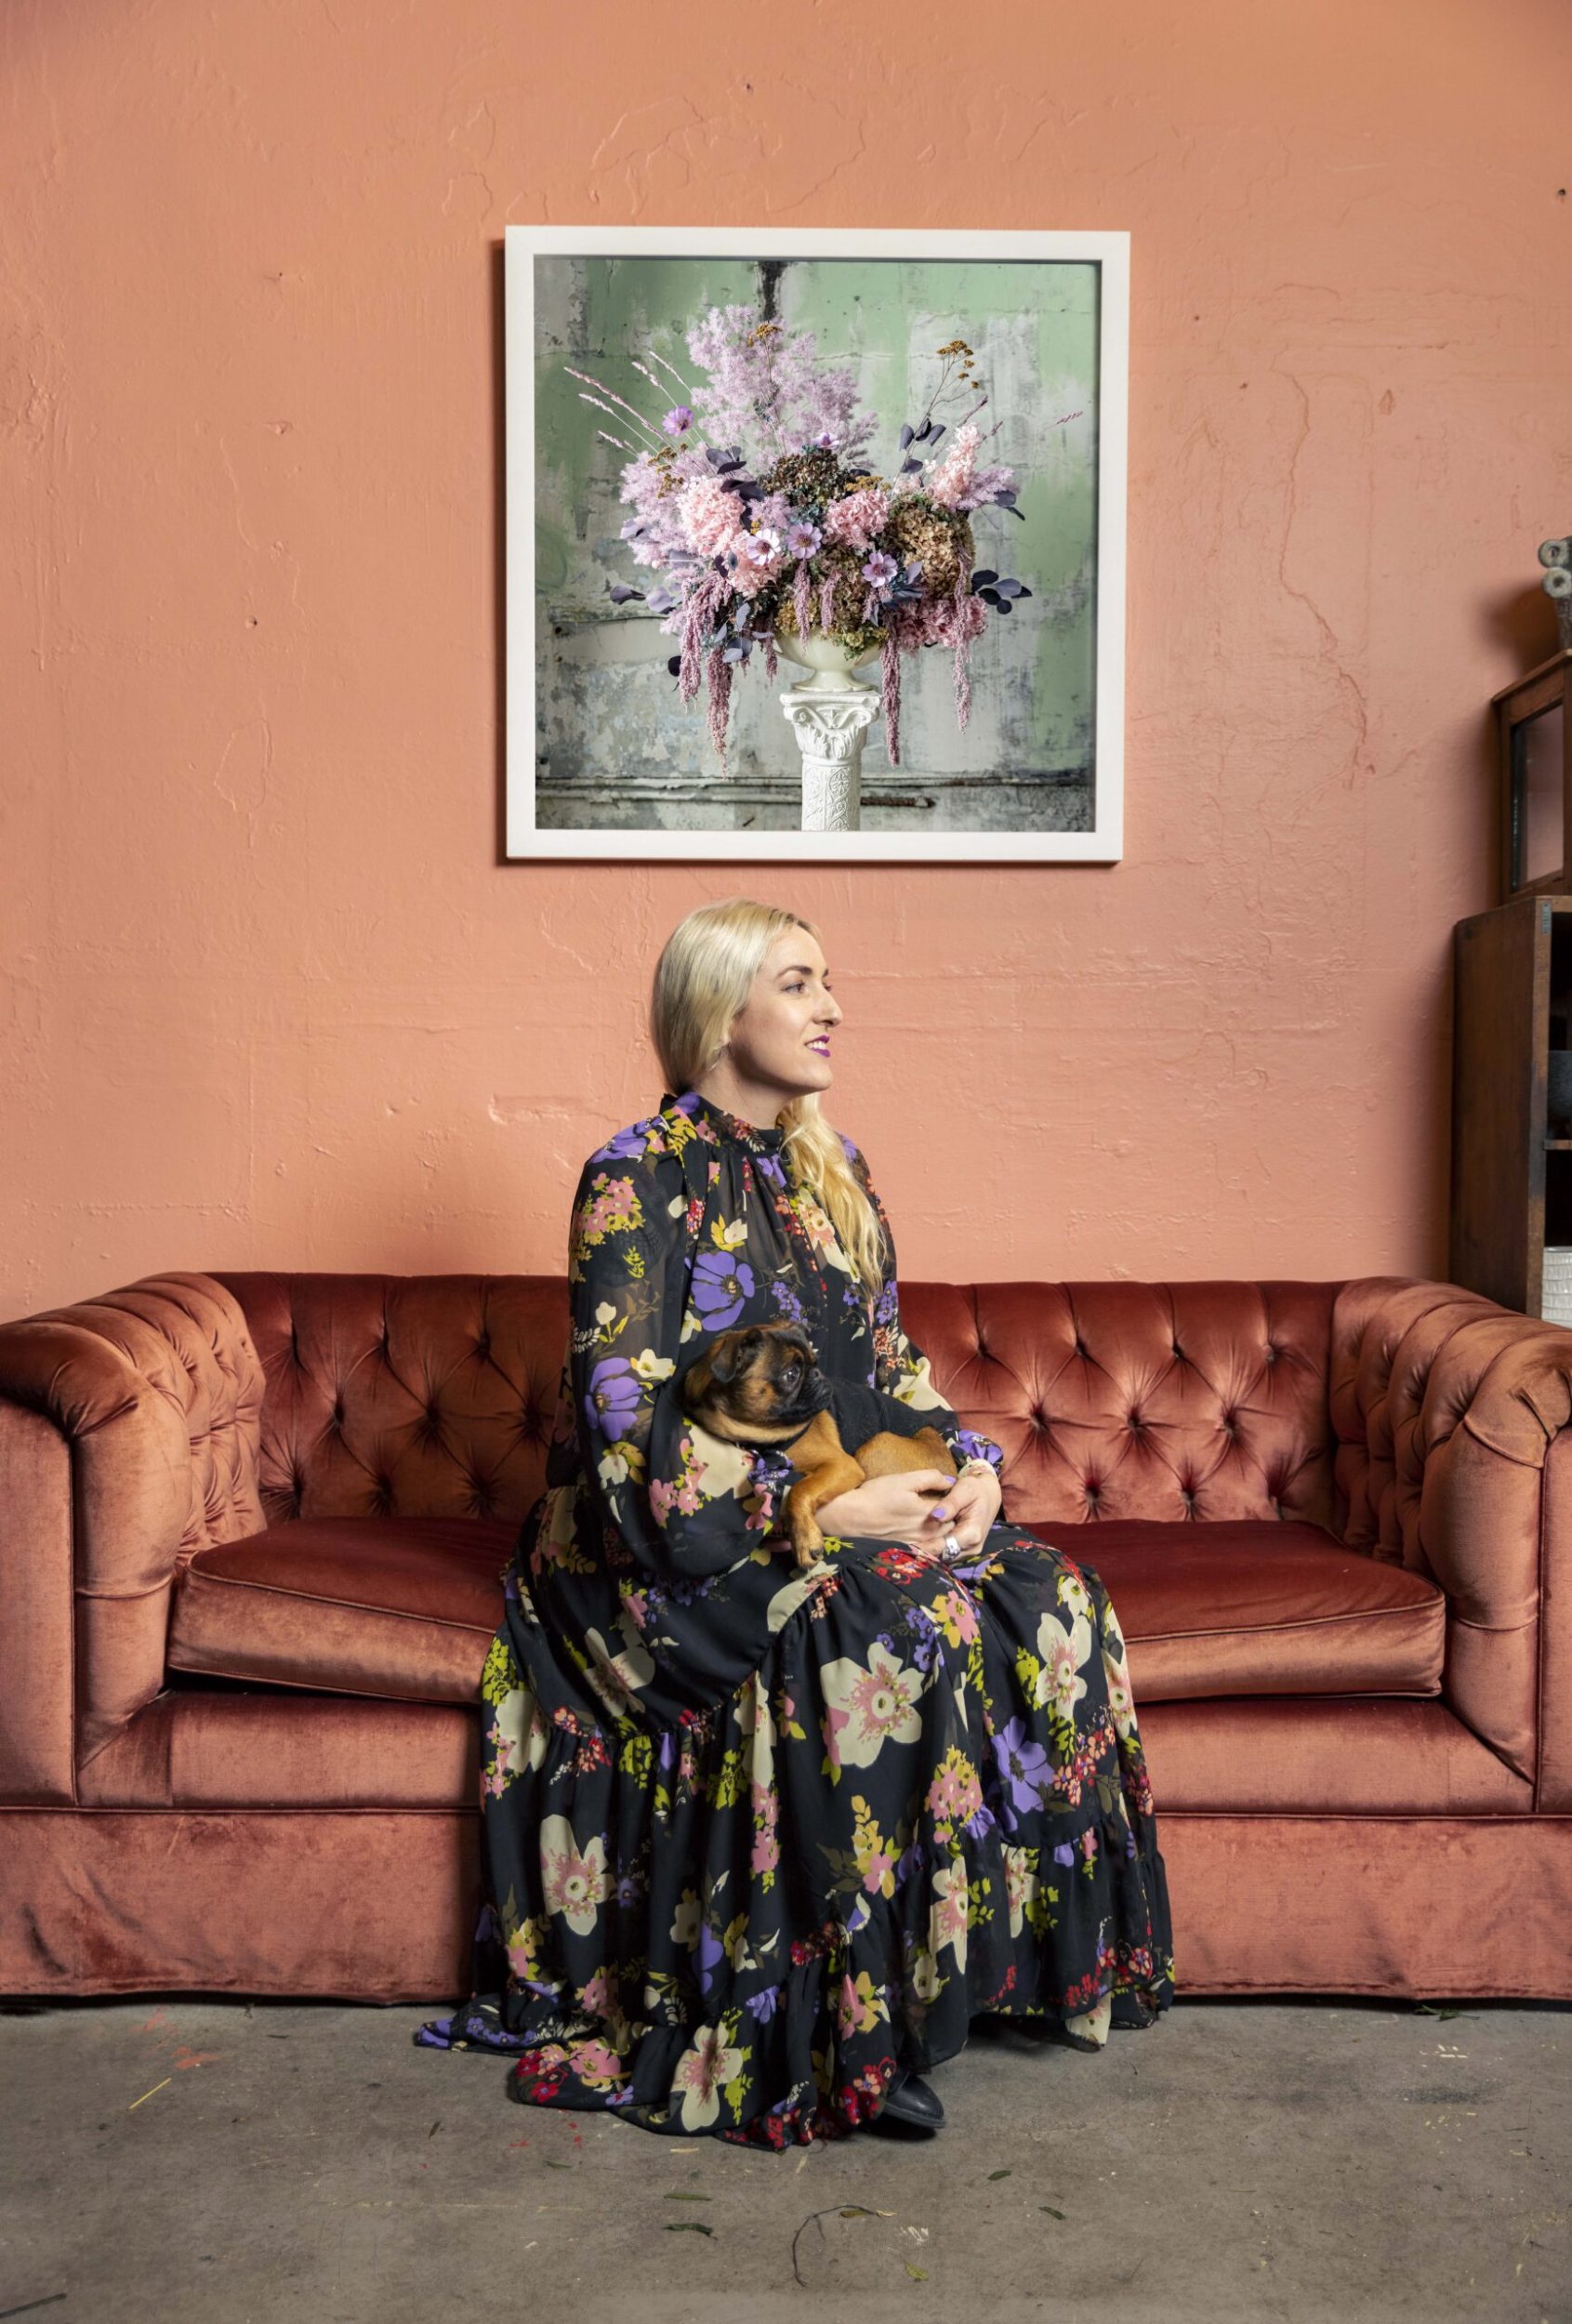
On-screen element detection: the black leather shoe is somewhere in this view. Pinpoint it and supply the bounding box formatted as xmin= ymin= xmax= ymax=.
xmin=877 ymin=2067 xmax=945 ymax=2132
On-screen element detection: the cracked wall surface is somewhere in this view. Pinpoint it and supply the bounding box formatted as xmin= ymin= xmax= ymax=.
xmin=2 ymin=0 xmax=1570 ymax=1316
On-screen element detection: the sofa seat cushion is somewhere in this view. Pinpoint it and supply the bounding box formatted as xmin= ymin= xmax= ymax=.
xmin=167 ymin=1513 xmax=1447 ymax=1713
xmin=1021 ymin=1518 xmax=1447 ymax=1701
xmin=166 ymin=1516 xmax=514 ymax=1705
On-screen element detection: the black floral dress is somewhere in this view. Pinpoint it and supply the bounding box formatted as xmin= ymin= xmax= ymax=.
xmin=416 ymin=1088 xmax=1175 ymax=2146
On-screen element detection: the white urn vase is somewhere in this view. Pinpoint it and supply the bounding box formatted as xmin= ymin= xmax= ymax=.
xmin=776 ymin=631 xmax=883 ymax=833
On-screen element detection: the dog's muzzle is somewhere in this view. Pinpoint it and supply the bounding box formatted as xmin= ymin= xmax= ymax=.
xmin=777 ymin=1370 xmax=836 ymax=1427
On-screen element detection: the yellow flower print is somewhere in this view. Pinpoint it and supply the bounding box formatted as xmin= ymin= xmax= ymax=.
xmin=505 ymin=1912 xmax=549 ymax=1986
xmin=931 ymin=1589 xmax=981 ymax=1650
xmin=924 ymin=1747 xmax=984 ymax=1840
xmin=569 ymin=1172 xmax=644 ymax=1270
xmin=480 ymin=1633 xmax=521 ymax=1709
xmin=835 ymin=1969 xmax=887 ymax=2038
xmin=565 ymin=2037 xmax=627 ymax=2093
xmin=851 ymin=1794 xmax=900 ymax=1897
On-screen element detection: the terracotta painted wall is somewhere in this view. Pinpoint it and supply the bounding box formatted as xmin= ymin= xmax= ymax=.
xmin=4 ymin=0 xmax=1569 ymax=1323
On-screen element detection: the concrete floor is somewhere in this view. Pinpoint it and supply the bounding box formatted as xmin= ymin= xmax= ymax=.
xmin=1 ymin=1996 xmax=1567 ymax=2323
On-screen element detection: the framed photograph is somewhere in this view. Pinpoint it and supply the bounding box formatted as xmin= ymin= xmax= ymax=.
xmin=504 ymin=224 xmax=1128 ymax=863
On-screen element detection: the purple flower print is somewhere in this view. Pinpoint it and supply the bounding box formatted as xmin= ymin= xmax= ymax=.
xmin=697 ymin=1919 xmax=725 ymax=1996
xmin=1052 ymin=1842 xmax=1077 ymax=1868
xmin=592 ymin=1123 xmax=651 ymax=1161
xmin=903 ymin=1609 xmax=945 ymax=1677
xmin=746 ymin=1983 xmax=784 ymax=2023
xmin=954 ymin=1429 xmax=1000 ymax=1471
xmin=994 ymin=1717 xmax=1052 ymax=1815
xmin=692 ymin=1248 xmax=755 ymax=1327
xmin=663 ymin=404 xmax=694 ymax=435
xmin=584 ymin=1355 xmax=642 ymax=1442
xmin=768 ymin=1275 xmax=807 ymax=1333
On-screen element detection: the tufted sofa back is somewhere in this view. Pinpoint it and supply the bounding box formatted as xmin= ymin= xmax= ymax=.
xmin=213 ymin=1273 xmax=570 ymax=1529
xmin=903 ymin=1277 xmax=1341 ymax=1530
xmin=212 ymin=1271 xmax=1343 ymax=1536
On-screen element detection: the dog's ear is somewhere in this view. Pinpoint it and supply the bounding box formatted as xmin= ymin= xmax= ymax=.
xmin=769 ymin=1323 xmax=817 ymax=1368
xmin=706 ymin=1329 xmax=757 ymax=1387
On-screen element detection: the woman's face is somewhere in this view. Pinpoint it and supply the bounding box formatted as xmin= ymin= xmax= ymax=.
xmin=726 ymin=928 xmax=842 ymax=1099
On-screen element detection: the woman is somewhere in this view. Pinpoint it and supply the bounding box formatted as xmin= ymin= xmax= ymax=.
xmin=418 ymin=899 xmax=1175 ymax=2145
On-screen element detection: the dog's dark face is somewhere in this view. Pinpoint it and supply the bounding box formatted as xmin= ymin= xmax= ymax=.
xmin=677 ymin=1321 xmax=833 ymax=1441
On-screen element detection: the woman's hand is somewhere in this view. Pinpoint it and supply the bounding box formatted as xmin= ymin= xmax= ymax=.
xmin=808 ymin=1469 xmax=958 ymax=1545
xmin=806 ymin=1461 xmax=1002 ymax=1554
xmin=914 ymin=1459 xmax=1002 ymax=1554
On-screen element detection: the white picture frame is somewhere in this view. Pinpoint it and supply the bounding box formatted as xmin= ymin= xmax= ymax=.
xmin=505 ymin=223 xmax=1129 ymax=863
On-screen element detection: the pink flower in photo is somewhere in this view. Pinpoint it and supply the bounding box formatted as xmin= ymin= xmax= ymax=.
xmin=728 ymin=530 xmax=786 ymax=599
xmin=678 ymin=474 xmax=746 ymax=557
xmin=823 ymin=484 xmax=890 ymax=552
xmin=921 ymin=418 xmax=981 ymax=510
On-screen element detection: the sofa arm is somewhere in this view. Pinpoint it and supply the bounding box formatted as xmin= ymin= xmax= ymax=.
xmin=1331 ymin=1274 xmax=1572 ymax=1805
xmin=0 ymin=1274 xmax=266 ymax=1791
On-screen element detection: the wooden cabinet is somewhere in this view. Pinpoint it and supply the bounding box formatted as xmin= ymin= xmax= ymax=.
xmin=1493 ymin=646 xmax=1571 ymax=903
xmin=1450 ymin=890 xmax=1572 ymax=1316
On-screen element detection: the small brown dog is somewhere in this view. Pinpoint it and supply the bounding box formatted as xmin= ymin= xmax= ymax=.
xmin=677 ymin=1319 xmax=957 ymax=1569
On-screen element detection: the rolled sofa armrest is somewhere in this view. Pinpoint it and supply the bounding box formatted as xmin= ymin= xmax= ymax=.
xmin=1331 ymin=1274 xmax=1572 ymax=1806
xmin=0 ymin=1274 xmax=265 ymax=1795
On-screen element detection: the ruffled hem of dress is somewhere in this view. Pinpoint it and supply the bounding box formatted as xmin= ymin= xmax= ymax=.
xmin=415 ymin=1820 xmax=1176 ymax=2149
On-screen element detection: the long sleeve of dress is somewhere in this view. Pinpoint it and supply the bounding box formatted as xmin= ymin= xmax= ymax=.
xmin=565 ymin=1150 xmax=778 ymax=1580
xmin=847 ymin=1141 xmax=1009 ymax=1495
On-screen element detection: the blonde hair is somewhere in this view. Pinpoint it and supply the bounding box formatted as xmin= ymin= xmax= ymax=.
xmin=649 ymin=897 xmax=888 ymax=1290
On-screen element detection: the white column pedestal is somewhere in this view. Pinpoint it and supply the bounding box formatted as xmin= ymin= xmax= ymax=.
xmin=779 ymin=679 xmax=882 ymax=833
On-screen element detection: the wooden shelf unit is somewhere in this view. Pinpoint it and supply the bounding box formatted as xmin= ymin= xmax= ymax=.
xmin=1451 ymin=890 xmax=1572 ymax=1316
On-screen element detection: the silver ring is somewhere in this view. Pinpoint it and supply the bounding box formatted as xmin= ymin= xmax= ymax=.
xmin=943 ymin=1532 xmax=961 ymax=1556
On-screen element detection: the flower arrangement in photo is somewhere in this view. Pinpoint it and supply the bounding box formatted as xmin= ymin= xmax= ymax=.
xmin=567 ymin=304 xmax=1070 ymax=775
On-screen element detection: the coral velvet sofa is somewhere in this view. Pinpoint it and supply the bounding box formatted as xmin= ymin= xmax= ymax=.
xmin=2 ymin=1266 xmax=1570 ymax=2003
